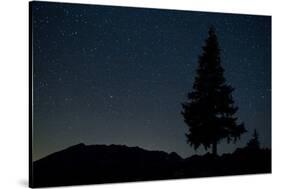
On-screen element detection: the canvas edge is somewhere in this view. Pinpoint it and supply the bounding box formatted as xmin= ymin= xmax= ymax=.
xmin=29 ymin=1 xmax=34 ymax=188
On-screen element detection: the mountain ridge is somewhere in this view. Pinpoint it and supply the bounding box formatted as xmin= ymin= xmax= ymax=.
xmin=31 ymin=143 xmax=271 ymax=188
xmin=35 ymin=143 xmax=183 ymax=162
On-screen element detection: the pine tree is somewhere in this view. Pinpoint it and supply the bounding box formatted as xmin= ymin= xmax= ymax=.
xmin=181 ymin=26 xmax=246 ymax=155
xmin=247 ymin=129 xmax=260 ymax=150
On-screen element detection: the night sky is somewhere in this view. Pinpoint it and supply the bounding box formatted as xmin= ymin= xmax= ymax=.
xmin=31 ymin=2 xmax=271 ymax=161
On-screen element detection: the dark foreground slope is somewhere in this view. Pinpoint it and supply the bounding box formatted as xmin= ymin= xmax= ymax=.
xmin=31 ymin=143 xmax=271 ymax=188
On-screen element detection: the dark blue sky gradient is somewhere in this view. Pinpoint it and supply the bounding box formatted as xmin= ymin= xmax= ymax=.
xmin=32 ymin=2 xmax=271 ymax=160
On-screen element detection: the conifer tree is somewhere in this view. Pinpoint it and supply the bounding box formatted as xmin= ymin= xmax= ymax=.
xmin=247 ymin=129 xmax=260 ymax=150
xmin=181 ymin=26 xmax=246 ymax=155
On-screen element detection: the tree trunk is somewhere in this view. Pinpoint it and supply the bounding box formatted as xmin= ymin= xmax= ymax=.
xmin=212 ymin=141 xmax=217 ymax=156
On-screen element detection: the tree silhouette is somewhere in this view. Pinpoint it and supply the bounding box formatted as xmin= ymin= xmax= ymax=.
xmin=181 ymin=26 xmax=246 ymax=155
xmin=246 ymin=129 xmax=260 ymax=150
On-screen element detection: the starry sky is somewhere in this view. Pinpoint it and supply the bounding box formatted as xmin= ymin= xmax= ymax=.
xmin=31 ymin=2 xmax=271 ymax=161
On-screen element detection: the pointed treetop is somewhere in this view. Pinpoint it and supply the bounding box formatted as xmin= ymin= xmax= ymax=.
xmin=208 ymin=25 xmax=216 ymax=36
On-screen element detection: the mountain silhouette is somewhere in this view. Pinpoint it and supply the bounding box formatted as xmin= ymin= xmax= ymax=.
xmin=31 ymin=143 xmax=271 ymax=187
